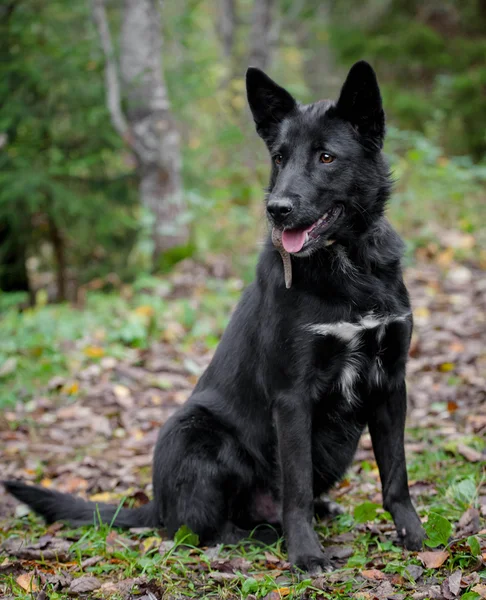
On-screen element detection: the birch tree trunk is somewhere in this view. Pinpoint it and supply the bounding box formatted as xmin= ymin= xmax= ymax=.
xmin=249 ymin=0 xmax=277 ymax=71
xmin=92 ymin=0 xmax=188 ymax=264
xmin=218 ymin=0 xmax=236 ymax=59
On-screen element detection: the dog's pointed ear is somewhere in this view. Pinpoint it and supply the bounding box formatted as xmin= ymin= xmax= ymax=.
xmin=246 ymin=67 xmax=297 ymax=143
xmin=335 ymin=61 xmax=385 ymax=150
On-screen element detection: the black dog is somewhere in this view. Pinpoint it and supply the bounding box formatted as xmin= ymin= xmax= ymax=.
xmin=4 ymin=61 xmax=425 ymax=573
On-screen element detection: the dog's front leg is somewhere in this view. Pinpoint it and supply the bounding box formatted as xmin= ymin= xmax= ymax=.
xmin=275 ymin=396 xmax=330 ymax=574
xmin=368 ymin=381 xmax=425 ymax=550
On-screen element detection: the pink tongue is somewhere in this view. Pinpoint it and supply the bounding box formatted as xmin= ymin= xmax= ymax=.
xmin=282 ymin=226 xmax=313 ymax=253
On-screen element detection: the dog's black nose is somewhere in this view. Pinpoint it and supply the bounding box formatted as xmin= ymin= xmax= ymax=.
xmin=267 ymin=199 xmax=293 ymax=223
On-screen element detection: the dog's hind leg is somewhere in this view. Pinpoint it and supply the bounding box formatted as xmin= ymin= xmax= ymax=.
xmin=153 ymin=407 xmax=253 ymax=546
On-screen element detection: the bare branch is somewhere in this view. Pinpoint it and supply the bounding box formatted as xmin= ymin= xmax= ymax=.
xmin=91 ymin=0 xmax=129 ymax=140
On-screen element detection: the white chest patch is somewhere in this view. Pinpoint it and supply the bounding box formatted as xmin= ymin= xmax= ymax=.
xmin=307 ymin=312 xmax=410 ymax=404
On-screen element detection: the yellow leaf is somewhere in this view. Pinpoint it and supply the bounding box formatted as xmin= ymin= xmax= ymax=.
xmin=89 ymin=491 xmax=120 ymax=503
xmin=436 ymin=247 xmax=454 ymax=267
xmin=163 ymin=322 xmax=185 ymax=343
xmin=40 ymin=478 xmax=53 ymax=488
xmin=140 ymin=536 xmax=162 ymax=554
xmin=414 ymin=306 xmax=430 ymax=319
xmin=277 ymin=588 xmax=291 ymax=597
xmin=63 ymin=381 xmax=79 ymax=395
xmin=16 ymin=573 xmax=38 ymax=592
xmin=135 ymin=305 xmax=155 ymax=318
xmin=133 ymin=429 xmax=144 ymax=441
xmin=84 ymin=346 xmax=105 ymax=358
xmin=439 ymin=362 xmax=455 ymax=372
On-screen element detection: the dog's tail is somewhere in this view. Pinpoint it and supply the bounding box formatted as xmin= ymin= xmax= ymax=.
xmin=3 ymin=480 xmax=157 ymax=528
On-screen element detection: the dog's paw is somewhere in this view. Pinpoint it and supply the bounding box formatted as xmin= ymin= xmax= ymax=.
xmin=291 ymin=552 xmax=333 ymax=576
xmin=396 ymin=524 xmax=426 ymax=551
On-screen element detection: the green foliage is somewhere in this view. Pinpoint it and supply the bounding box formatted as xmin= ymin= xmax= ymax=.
xmin=174 ymin=525 xmax=199 ymax=547
xmin=467 ymin=535 xmax=481 ymax=557
xmin=328 ymin=0 xmax=486 ymax=157
xmin=353 ymin=501 xmax=380 ymax=523
xmin=0 ymin=274 xmax=241 ymax=408
xmin=423 ymin=512 xmax=453 ymax=548
xmin=0 ymin=1 xmax=138 ymax=286
xmin=1 ymin=1 xmax=485 ymax=294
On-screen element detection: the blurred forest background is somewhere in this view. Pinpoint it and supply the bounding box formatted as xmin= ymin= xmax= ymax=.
xmin=0 ymin=0 xmax=485 ymax=406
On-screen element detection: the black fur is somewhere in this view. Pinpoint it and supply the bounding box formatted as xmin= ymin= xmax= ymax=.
xmin=4 ymin=61 xmax=425 ymax=574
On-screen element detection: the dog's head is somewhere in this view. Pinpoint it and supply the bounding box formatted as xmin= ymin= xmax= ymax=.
xmin=246 ymin=61 xmax=390 ymax=256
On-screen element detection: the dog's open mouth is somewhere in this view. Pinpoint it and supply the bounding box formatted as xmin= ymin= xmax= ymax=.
xmin=278 ymin=205 xmax=343 ymax=254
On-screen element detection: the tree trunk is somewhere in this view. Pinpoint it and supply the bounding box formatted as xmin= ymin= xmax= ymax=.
xmin=120 ymin=0 xmax=188 ymax=262
xmin=48 ymin=215 xmax=67 ymax=302
xmin=92 ymin=0 xmax=188 ymax=264
xmin=218 ymin=0 xmax=236 ymax=59
xmin=249 ymin=0 xmax=277 ymax=71
xmin=0 ymin=220 xmax=30 ymax=295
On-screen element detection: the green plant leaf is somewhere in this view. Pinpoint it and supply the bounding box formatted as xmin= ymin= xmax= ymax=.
xmin=467 ymin=535 xmax=481 ymax=556
xmin=241 ymin=577 xmax=259 ymax=594
xmin=424 ymin=512 xmax=453 ymax=548
xmin=446 ymin=478 xmax=477 ymax=508
xmin=174 ymin=524 xmax=199 ymax=547
xmin=354 ymin=502 xmax=380 ymax=523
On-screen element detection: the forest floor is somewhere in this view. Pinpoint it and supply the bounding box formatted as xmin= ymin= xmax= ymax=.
xmin=0 ymin=250 xmax=485 ymax=599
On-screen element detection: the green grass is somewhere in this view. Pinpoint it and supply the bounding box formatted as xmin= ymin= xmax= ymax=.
xmin=1 ymin=427 xmax=483 ymax=599
xmin=0 ymin=275 xmax=242 ymax=409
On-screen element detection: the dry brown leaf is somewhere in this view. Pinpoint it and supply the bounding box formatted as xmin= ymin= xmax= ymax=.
xmin=264 ymin=551 xmax=280 ymax=563
xmin=69 ymin=575 xmax=101 ymax=594
xmin=441 ymin=569 xmax=462 ymax=599
xmin=16 ymin=572 xmax=38 ymax=592
xmin=456 ymin=444 xmax=483 ymax=462
xmin=417 ymin=550 xmax=449 ymax=568
xmin=361 ymin=568 xmax=387 ymax=581
xmin=472 ymin=583 xmax=486 ymax=598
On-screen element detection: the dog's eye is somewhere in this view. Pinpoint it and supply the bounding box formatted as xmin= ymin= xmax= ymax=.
xmin=274 ymin=154 xmax=283 ymax=165
xmin=320 ymin=153 xmax=335 ymax=164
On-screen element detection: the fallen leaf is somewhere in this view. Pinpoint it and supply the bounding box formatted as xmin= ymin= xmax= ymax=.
xmin=327 ymin=545 xmax=354 ymax=560
xmin=2 ymin=537 xmax=72 ymax=561
xmin=418 ymin=550 xmax=449 ymax=568
xmin=472 ymin=583 xmax=486 ymax=598
xmin=62 ymin=381 xmax=79 ymax=395
xmin=140 ymin=536 xmax=162 ymax=554
xmin=135 ymin=305 xmax=155 ymax=318
xmin=0 ymin=357 xmax=17 ymax=377
xmin=69 ymin=575 xmax=102 ymax=594
xmin=264 ymin=551 xmax=280 ymax=563
xmin=59 ymin=476 xmax=88 ymax=493
xmin=16 ymin=572 xmax=38 ymax=591
xmin=441 ymin=569 xmax=462 ymax=599
xmin=83 ymin=346 xmax=105 ymax=358
xmin=404 ymin=564 xmax=424 ymax=582
xmin=456 ymin=444 xmax=483 ymax=462
xmin=439 ymin=362 xmax=455 ymax=372
xmin=361 ymin=568 xmax=387 ymax=581
xmin=80 ymin=556 xmax=103 ymax=568
xmin=89 ymin=490 xmax=120 ymax=503
xmin=456 ymin=507 xmax=480 ymax=537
